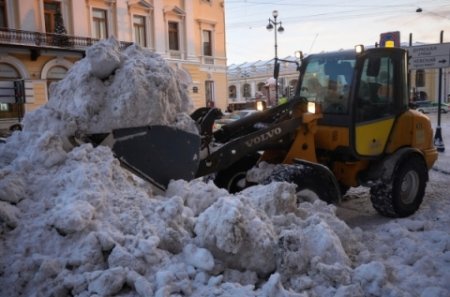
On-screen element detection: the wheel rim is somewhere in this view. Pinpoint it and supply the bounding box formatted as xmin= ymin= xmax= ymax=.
xmin=400 ymin=170 xmax=419 ymax=204
xmin=227 ymin=172 xmax=247 ymax=193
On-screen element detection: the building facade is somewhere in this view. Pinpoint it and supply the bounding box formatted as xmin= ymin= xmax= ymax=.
xmin=0 ymin=0 xmax=227 ymax=133
xmin=227 ymin=56 xmax=299 ymax=108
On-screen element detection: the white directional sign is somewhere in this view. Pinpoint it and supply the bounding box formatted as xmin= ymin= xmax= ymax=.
xmin=408 ymin=43 xmax=450 ymax=70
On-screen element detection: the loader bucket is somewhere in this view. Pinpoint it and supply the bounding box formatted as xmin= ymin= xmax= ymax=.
xmin=109 ymin=125 xmax=201 ymax=190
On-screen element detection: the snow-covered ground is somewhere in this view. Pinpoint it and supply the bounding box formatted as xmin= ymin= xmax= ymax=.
xmin=0 ymin=38 xmax=449 ymax=297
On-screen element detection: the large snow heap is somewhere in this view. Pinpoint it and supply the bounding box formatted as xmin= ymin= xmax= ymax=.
xmin=23 ymin=37 xmax=197 ymax=136
xmin=0 ymin=38 xmax=448 ymax=297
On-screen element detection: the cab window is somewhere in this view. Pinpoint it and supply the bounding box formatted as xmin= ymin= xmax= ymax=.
xmin=356 ymin=56 xmax=395 ymax=122
xmin=300 ymin=56 xmax=355 ymax=115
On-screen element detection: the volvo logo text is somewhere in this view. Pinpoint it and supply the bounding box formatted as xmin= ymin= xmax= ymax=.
xmin=245 ymin=127 xmax=282 ymax=147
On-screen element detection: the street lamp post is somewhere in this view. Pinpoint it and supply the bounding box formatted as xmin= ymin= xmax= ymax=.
xmin=416 ymin=8 xmax=445 ymax=152
xmin=266 ymin=10 xmax=284 ymax=106
xmin=434 ymin=30 xmax=445 ymax=152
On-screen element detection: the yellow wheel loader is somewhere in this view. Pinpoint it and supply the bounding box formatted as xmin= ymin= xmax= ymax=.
xmin=81 ymin=46 xmax=438 ymax=218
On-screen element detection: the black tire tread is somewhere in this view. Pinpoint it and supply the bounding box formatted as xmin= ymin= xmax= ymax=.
xmin=265 ymin=164 xmax=339 ymax=203
xmin=370 ymin=154 xmax=427 ymax=218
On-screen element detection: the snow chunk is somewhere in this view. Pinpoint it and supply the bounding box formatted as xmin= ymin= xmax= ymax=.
xmin=86 ymin=36 xmax=121 ymax=79
xmin=353 ymin=261 xmax=387 ymax=296
xmin=166 ymin=179 xmax=228 ymax=216
xmin=183 ymin=243 xmax=215 ymax=271
xmin=87 ymin=267 xmax=127 ymax=296
xmin=194 ymin=196 xmax=277 ymax=275
xmin=0 ymin=201 xmax=20 ymax=228
xmin=259 ymin=273 xmax=305 ymax=297
xmin=50 ymin=200 xmax=95 ymax=235
xmin=277 ymin=218 xmax=350 ymax=276
xmin=0 ymin=169 xmax=26 ymax=203
xmin=240 ymin=182 xmax=299 ymax=216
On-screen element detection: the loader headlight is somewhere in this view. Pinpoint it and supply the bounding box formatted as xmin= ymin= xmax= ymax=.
xmin=355 ymin=44 xmax=364 ymax=54
xmin=307 ymin=101 xmax=316 ymax=114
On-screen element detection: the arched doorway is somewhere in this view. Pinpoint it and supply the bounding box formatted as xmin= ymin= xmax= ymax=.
xmin=46 ymin=65 xmax=68 ymax=98
xmin=41 ymin=58 xmax=74 ymax=99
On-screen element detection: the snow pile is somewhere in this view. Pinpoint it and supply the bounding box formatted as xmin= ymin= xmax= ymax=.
xmin=0 ymin=38 xmax=449 ymax=297
xmin=22 ymin=37 xmax=196 ymax=137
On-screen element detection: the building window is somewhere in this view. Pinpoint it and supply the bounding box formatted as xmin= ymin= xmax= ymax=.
xmin=203 ymin=30 xmax=212 ymax=56
xmin=229 ymin=85 xmax=236 ymax=99
xmin=133 ymin=15 xmax=147 ymax=47
xmin=257 ymin=82 xmax=265 ymax=91
xmin=0 ymin=0 xmax=7 ymax=28
xmin=168 ymin=21 xmax=179 ymax=51
xmin=242 ymin=83 xmax=251 ymax=99
xmin=205 ymin=80 xmax=214 ymax=106
xmin=416 ymin=69 xmax=425 ymax=87
xmin=0 ymin=63 xmax=23 ymax=120
xmin=92 ymin=8 xmax=108 ymax=39
xmin=44 ymin=0 xmax=61 ymax=33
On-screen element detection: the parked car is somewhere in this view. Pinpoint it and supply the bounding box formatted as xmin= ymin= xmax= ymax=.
xmin=213 ymin=109 xmax=260 ymax=131
xmin=411 ymin=100 xmax=449 ymax=114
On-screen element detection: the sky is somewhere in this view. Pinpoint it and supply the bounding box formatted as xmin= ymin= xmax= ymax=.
xmin=224 ymin=0 xmax=450 ymax=65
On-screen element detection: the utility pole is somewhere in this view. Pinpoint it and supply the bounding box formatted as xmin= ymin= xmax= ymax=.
xmin=435 ymin=30 xmax=445 ymax=152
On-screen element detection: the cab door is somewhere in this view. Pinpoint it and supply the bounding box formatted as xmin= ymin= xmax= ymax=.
xmin=352 ymin=50 xmax=407 ymax=157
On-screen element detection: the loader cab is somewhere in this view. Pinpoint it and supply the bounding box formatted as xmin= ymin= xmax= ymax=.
xmin=297 ymin=47 xmax=409 ymax=158
xmin=351 ymin=47 xmax=409 ymax=157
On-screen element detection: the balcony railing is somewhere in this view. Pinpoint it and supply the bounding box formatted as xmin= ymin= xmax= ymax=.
xmin=0 ymin=27 xmax=132 ymax=51
xmin=204 ymin=56 xmax=214 ymax=65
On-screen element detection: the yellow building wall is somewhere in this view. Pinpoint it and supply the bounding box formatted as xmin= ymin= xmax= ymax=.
xmin=25 ymin=80 xmax=47 ymax=113
xmin=213 ymin=72 xmax=228 ymax=111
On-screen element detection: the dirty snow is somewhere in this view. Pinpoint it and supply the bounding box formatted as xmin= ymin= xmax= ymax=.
xmin=0 ymin=38 xmax=449 ymax=297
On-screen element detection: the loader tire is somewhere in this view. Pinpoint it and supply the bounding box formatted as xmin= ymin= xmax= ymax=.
xmin=370 ymin=155 xmax=427 ymax=218
xmin=214 ymin=154 xmax=260 ymax=193
xmin=265 ymin=164 xmax=340 ymax=204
